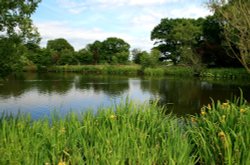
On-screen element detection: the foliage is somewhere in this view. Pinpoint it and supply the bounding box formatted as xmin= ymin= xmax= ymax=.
xmin=46 ymin=38 xmax=75 ymax=65
xmin=131 ymin=48 xmax=143 ymax=64
xmin=0 ymin=0 xmax=41 ymax=78
xmin=0 ymin=0 xmax=41 ymax=42
xmin=200 ymin=68 xmax=250 ymax=79
xmin=0 ymin=97 xmax=249 ymax=164
xmin=47 ymin=65 xmax=140 ymax=76
xmin=0 ymin=101 xmax=195 ymax=164
xmin=140 ymin=49 xmax=160 ymax=68
xmin=151 ymin=18 xmax=204 ymax=66
xmin=208 ymin=0 xmax=250 ymax=72
xmin=187 ymin=94 xmax=250 ymax=164
xmin=101 ymin=37 xmax=130 ymax=64
xmin=0 ymin=36 xmax=23 ymax=77
xmin=75 ymin=48 xmax=93 ymax=64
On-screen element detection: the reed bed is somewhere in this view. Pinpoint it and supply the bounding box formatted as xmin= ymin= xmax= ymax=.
xmin=200 ymin=68 xmax=250 ymax=79
xmin=0 ymin=96 xmax=249 ymax=164
xmin=0 ymin=101 xmax=194 ymax=165
xmin=187 ymin=93 xmax=250 ymax=165
xmin=47 ymin=65 xmax=140 ymax=76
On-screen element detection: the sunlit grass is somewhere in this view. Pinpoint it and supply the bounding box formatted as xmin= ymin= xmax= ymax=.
xmin=187 ymin=92 xmax=250 ymax=164
xmin=0 ymin=96 xmax=249 ymax=164
xmin=0 ymin=101 xmax=194 ymax=165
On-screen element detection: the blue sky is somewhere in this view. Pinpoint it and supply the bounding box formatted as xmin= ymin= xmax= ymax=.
xmin=32 ymin=0 xmax=211 ymax=51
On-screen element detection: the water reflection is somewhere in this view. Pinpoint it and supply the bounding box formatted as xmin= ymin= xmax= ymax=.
xmin=0 ymin=73 xmax=249 ymax=118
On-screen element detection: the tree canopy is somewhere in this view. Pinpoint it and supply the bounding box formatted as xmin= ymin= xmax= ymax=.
xmin=151 ymin=18 xmax=204 ymax=65
xmin=0 ymin=0 xmax=41 ymax=78
xmin=208 ymin=0 xmax=250 ymax=72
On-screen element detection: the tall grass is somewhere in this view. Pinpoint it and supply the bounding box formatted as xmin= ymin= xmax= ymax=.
xmin=0 ymin=97 xmax=249 ymax=164
xmin=0 ymin=101 xmax=194 ymax=165
xmin=47 ymin=65 xmax=140 ymax=76
xmin=200 ymin=68 xmax=250 ymax=79
xmin=187 ymin=92 xmax=250 ymax=165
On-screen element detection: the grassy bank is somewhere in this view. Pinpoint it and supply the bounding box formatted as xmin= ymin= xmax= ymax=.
xmin=24 ymin=65 xmax=195 ymax=77
xmin=200 ymin=68 xmax=250 ymax=79
xmin=0 ymin=98 xmax=249 ymax=164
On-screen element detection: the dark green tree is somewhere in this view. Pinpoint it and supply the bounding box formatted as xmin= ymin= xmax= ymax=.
xmin=75 ymin=48 xmax=93 ymax=64
xmin=131 ymin=48 xmax=143 ymax=64
xmin=151 ymin=18 xmax=204 ymax=66
xmin=87 ymin=41 xmax=103 ymax=64
xmin=101 ymin=37 xmax=130 ymax=64
xmin=46 ymin=38 xmax=75 ymax=65
xmin=209 ymin=0 xmax=250 ymax=72
xmin=0 ymin=0 xmax=41 ymax=77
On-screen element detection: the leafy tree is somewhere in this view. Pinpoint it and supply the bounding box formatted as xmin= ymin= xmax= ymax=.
xmin=87 ymin=41 xmax=102 ymax=64
xmin=102 ymin=37 xmax=130 ymax=64
xmin=75 ymin=48 xmax=93 ymax=64
xmin=151 ymin=18 xmax=204 ymax=66
xmin=0 ymin=0 xmax=41 ymax=77
xmin=131 ymin=48 xmax=143 ymax=64
xmin=47 ymin=38 xmax=74 ymax=52
xmin=46 ymin=38 xmax=75 ymax=65
xmin=208 ymin=0 xmax=250 ymax=72
xmin=58 ymin=49 xmax=78 ymax=65
xmin=199 ymin=15 xmax=241 ymax=67
xmin=140 ymin=49 xmax=160 ymax=68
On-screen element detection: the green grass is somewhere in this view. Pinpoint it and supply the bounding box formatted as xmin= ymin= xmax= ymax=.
xmin=0 ymin=96 xmax=249 ymax=164
xmin=187 ymin=94 xmax=250 ymax=165
xmin=47 ymin=65 xmax=141 ymax=76
xmin=200 ymin=68 xmax=250 ymax=79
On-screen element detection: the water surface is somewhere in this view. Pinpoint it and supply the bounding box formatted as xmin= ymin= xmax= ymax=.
xmin=0 ymin=73 xmax=249 ymax=119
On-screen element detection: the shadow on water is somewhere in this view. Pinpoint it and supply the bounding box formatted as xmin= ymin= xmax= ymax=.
xmin=0 ymin=72 xmax=250 ymax=118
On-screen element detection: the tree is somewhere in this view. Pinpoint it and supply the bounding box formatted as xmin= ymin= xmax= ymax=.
xmin=87 ymin=41 xmax=102 ymax=64
xmin=75 ymin=48 xmax=93 ymax=64
xmin=198 ymin=15 xmax=241 ymax=67
xmin=0 ymin=0 xmax=41 ymax=77
xmin=209 ymin=0 xmax=250 ymax=72
xmin=102 ymin=37 xmax=130 ymax=64
xmin=46 ymin=38 xmax=75 ymax=65
xmin=151 ymin=18 xmax=204 ymax=67
xmin=132 ymin=48 xmax=143 ymax=64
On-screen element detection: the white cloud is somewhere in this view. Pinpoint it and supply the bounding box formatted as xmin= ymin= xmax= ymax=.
xmin=35 ymin=21 xmax=153 ymax=51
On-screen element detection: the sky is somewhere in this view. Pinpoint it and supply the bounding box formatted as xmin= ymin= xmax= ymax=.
xmin=32 ymin=0 xmax=211 ymax=51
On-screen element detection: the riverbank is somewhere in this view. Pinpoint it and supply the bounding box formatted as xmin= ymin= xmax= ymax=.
xmin=0 ymin=97 xmax=249 ymax=164
xmin=23 ymin=65 xmax=250 ymax=79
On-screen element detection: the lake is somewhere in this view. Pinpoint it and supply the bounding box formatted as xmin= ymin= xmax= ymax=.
xmin=0 ymin=72 xmax=250 ymax=119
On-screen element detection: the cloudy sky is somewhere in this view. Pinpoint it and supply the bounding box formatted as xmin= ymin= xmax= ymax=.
xmin=32 ymin=0 xmax=211 ymax=51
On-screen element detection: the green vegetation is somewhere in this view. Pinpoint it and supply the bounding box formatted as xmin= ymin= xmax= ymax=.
xmin=188 ymin=94 xmax=250 ymax=164
xmin=0 ymin=97 xmax=249 ymax=164
xmin=200 ymin=68 xmax=250 ymax=79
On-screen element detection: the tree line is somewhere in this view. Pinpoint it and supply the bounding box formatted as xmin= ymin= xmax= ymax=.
xmin=0 ymin=0 xmax=249 ymax=78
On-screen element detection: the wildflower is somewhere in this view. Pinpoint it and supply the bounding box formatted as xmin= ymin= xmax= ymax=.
xmin=60 ymin=127 xmax=66 ymax=134
xmin=207 ymin=104 xmax=211 ymax=110
xmin=240 ymin=108 xmax=246 ymax=113
xmin=221 ymin=102 xmax=229 ymax=109
xmin=191 ymin=117 xmax=197 ymax=123
xmin=58 ymin=161 xmax=66 ymax=165
xmin=220 ymin=115 xmax=226 ymax=123
xmin=218 ymin=131 xmax=226 ymax=141
xmin=201 ymin=111 xmax=206 ymax=116
xmin=110 ymin=114 xmax=117 ymax=120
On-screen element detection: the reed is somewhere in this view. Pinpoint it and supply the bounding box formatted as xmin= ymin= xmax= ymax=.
xmin=0 ymin=101 xmax=194 ymax=165
xmin=187 ymin=92 xmax=250 ymax=164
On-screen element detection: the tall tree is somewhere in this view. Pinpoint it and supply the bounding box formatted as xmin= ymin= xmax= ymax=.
xmin=46 ymin=38 xmax=75 ymax=65
xmin=209 ymin=0 xmax=250 ymax=72
xmin=102 ymin=37 xmax=130 ymax=64
xmin=0 ymin=0 xmax=41 ymax=77
xmin=87 ymin=41 xmax=103 ymax=64
xmin=151 ymin=18 xmax=204 ymax=66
